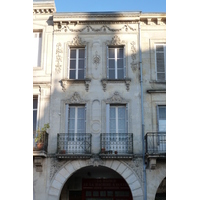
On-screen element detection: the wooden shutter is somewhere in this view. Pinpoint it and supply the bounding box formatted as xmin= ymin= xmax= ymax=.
xmin=156 ymin=44 xmax=166 ymax=81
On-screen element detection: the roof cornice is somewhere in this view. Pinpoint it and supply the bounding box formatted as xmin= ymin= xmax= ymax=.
xmin=33 ymin=1 xmax=56 ymax=14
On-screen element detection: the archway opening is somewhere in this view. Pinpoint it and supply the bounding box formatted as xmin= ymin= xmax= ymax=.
xmin=155 ymin=177 xmax=166 ymax=200
xmin=59 ymin=166 xmax=133 ymax=200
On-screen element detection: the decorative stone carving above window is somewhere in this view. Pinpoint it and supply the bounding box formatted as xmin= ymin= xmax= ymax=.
xmin=61 ymin=79 xmax=91 ymax=92
xmin=105 ymin=92 xmax=128 ymax=104
xmin=68 ymin=36 xmax=86 ymax=46
xmin=107 ymin=35 xmax=125 ymax=46
xmin=101 ymin=78 xmax=131 ymax=92
xmin=65 ymin=92 xmax=87 ymax=104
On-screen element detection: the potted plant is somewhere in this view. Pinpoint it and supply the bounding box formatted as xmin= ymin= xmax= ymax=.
xmin=101 ymin=147 xmax=105 ymax=154
xmin=35 ymin=123 xmax=50 ymax=150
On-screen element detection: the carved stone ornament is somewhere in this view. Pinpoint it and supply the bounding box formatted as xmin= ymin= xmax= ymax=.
xmin=93 ymin=51 xmax=101 ymax=69
xmin=65 ymin=92 xmax=86 ymax=104
xmin=50 ymin=158 xmax=66 ymax=181
xmin=55 ymin=43 xmax=63 ymax=73
xmin=68 ymin=36 xmax=86 ymax=46
xmin=55 ymin=24 xmax=136 ymax=33
xmin=61 ymin=79 xmax=91 ymax=92
xmin=101 ymin=78 xmax=131 ymax=91
xmin=106 ymin=92 xmax=127 ymax=104
xmin=87 ymin=156 xmax=105 ymax=167
xmin=108 ymin=35 xmax=125 ymax=46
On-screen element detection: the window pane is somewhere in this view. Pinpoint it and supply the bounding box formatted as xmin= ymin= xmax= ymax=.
xmin=69 ymin=70 xmax=76 ymax=79
xmin=70 ymin=49 xmax=76 ymax=58
xmin=78 ymin=70 xmax=84 ymax=79
xmin=33 ymin=111 xmax=37 ymax=131
xmin=33 ymin=98 xmax=38 ymax=109
xmin=109 ymin=70 xmax=115 ymax=79
xmin=70 ymin=60 xmax=76 ymax=69
xmin=156 ymin=45 xmax=164 ymax=51
xmin=117 ymin=69 xmax=124 ymax=79
xmin=159 ymin=107 xmax=166 ymax=120
xmin=117 ymin=59 xmax=123 ymax=69
xmin=110 ymin=107 xmax=116 ymax=118
xmin=78 ymin=60 xmax=84 ymax=69
xmin=109 ymin=48 xmax=115 ymax=58
xmin=68 ymin=119 xmax=75 ymax=131
xmin=79 ymin=49 xmax=85 ymax=58
xmin=78 ymin=107 xmax=85 ymax=118
xmin=117 ymin=48 xmax=124 ymax=58
xmin=109 ymin=59 xmax=115 ymax=69
xmin=69 ymin=107 xmax=75 ymax=118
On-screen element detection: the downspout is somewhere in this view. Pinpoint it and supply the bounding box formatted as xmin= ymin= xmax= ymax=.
xmin=138 ymin=20 xmax=147 ymax=200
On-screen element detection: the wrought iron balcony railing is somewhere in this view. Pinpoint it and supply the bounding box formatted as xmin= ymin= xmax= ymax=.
xmin=57 ymin=133 xmax=92 ymax=158
xmin=33 ymin=131 xmax=49 ymax=155
xmin=145 ymin=132 xmax=166 ymax=156
xmin=100 ymin=133 xmax=133 ymax=157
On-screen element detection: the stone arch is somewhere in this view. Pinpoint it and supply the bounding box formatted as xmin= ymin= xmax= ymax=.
xmin=48 ymin=160 xmax=144 ymax=200
xmin=147 ymin=165 xmax=166 ymax=200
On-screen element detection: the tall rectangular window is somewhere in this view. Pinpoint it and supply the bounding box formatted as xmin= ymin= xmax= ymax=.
xmin=155 ymin=44 xmax=166 ymax=81
xmin=66 ymin=105 xmax=86 ymax=133
xmin=107 ymin=46 xmax=125 ymax=79
xmin=157 ymin=105 xmax=166 ymax=132
xmin=106 ymin=104 xmax=128 ymax=133
xmin=69 ymin=48 xmax=85 ymax=79
xmin=33 ymin=31 xmax=42 ymax=67
xmin=33 ymin=96 xmax=38 ymax=132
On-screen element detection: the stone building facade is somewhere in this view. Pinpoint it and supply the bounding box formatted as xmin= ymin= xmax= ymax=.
xmin=33 ymin=1 xmax=166 ymax=200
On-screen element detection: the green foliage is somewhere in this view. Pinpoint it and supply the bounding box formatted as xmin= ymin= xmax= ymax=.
xmin=35 ymin=123 xmax=50 ymax=143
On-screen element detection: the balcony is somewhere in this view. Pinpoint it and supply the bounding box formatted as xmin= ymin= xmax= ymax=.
xmin=33 ymin=131 xmax=49 ymax=157
xmin=100 ymin=133 xmax=133 ymax=159
xmin=145 ymin=132 xmax=166 ymax=158
xmin=56 ymin=133 xmax=92 ymax=159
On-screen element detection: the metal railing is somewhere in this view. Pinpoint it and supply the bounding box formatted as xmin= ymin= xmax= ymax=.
xmin=33 ymin=131 xmax=48 ymax=152
xmin=100 ymin=133 xmax=133 ymax=154
xmin=57 ymin=133 xmax=92 ymax=154
xmin=145 ymin=132 xmax=166 ymax=155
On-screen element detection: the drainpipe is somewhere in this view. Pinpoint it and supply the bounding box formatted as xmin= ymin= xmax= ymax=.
xmin=138 ymin=21 xmax=147 ymax=200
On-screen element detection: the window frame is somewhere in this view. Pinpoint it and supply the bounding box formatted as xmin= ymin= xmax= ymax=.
xmin=155 ymin=44 xmax=166 ymax=81
xmin=107 ymin=45 xmax=126 ymax=79
xmin=157 ymin=105 xmax=166 ymax=132
xmin=33 ymin=30 xmax=43 ymax=68
xmin=68 ymin=46 xmax=86 ymax=80
xmin=33 ymin=95 xmax=40 ymax=133
xmin=65 ymin=104 xmax=86 ymax=134
xmin=106 ymin=104 xmax=128 ymax=134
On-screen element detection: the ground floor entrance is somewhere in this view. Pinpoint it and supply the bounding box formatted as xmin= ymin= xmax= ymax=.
xmin=60 ymin=166 xmax=133 ymax=200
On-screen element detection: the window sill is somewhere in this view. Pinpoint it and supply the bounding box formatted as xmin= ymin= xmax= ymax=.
xmin=101 ymin=78 xmax=131 ymax=91
xmin=61 ymin=78 xmax=91 ymax=92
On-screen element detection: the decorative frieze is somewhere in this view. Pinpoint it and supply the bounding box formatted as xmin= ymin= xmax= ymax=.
xmin=106 ymin=92 xmax=127 ymax=104
xmin=33 ymin=8 xmax=55 ymax=14
xmin=54 ymin=24 xmax=136 ymax=33
xmin=130 ymin=41 xmax=138 ymax=72
xmin=68 ymin=36 xmax=86 ymax=46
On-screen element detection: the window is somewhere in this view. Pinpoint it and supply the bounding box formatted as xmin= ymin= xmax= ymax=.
xmin=157 ymin=105 xmax=166 ymax=132
xmin=106 ymin=104 xmax=128 ymax=133
xmin=33 ymin=96 xmax=38 ymax=133
xmin=107 ymin=46 xmax=125 ymax=79
xmin=155 ymin=44 xmax=166 ymax=81
xmin=33 ymin=31 xmax=42 ymax=67
xmin=69 ymin=48 xmax=86 ymax=79
xmin=65 ymin=105 xmax=86 ymax=133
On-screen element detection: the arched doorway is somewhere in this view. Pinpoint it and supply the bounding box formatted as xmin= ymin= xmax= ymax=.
xmin=48 ymin=160 xmax=143 ymax=200
xmin=155 ymin=178 xmax=166 ymax=200
xmin=60 ymin=166 xmax=133 ymax=200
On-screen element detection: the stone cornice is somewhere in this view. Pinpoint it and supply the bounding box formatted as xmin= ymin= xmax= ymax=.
xmin=33 ymin=1 xmax=56 ymax=14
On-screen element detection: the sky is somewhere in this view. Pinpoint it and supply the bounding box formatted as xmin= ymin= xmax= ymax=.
xmin=54 ymin=0 xmax=166 ymax=13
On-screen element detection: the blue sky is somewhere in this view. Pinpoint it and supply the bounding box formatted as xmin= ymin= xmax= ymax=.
xmin=54 ymin=0 xmax=166 ymax=13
